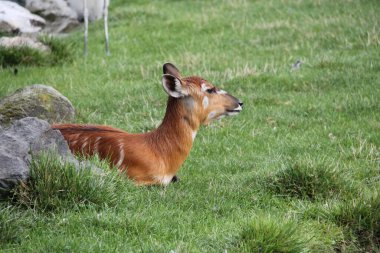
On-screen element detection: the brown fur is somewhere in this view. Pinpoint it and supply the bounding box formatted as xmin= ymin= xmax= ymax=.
xmin=53 ymin=64 xmax=242 ymax=185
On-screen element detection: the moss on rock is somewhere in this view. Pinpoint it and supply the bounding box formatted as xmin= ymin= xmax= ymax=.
xmin=0 ymin=84 xmax=75 ymax=126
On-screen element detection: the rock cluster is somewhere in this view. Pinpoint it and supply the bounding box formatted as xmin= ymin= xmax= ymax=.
xmin=0 ymin=1 xmax=45 ymax=33
xmin=0 ymin=117 xmax=77 ymax=197
xmin=0 ymin=86 xmax=72 ymax=196
xmin=0 ymin=85 xmax=104 ymax=198
xmin=1 ymin=0 xmax=108 ymax=34
xmin=24 ymin=0 xmax=79 ymax=33
xmin=0 ymin=84 xmax=75 ymax=126
xmin=0 ymin=36 xmax=51 ymax=53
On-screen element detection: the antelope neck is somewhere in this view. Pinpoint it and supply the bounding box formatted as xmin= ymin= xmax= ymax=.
xmin=151 ymin=97 xmax=199 ymax=155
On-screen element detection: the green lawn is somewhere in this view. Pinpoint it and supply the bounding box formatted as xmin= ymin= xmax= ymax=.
xmin=1 ymin=0 xmax=380 ymax=252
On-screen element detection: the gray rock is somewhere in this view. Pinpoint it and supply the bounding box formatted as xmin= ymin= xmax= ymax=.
xmin=25 ymin=0 xmax=77 ymax=20
xmin=0 ymin=84 xmax=75 ymax=126
xmin=43 ymin=17 xmax=79 ymax=33
xmin=0 ymin=0 xmax=108 ymax=35
xmin=7 ymin=1 xmax=26 ymax=6
xmin=0 ymin=117 xmax=102 ymax=198
xmin=0 ymin=118 xmax=64 ymax=197
xmin=0 ymin=1 xmax=45 ymax=34
xmin=0 ymin=154 xmax=27 ymax=196
xmin=0 ymin=36 xmax=51 ymax=53
xmin=25 ymin=0 xmax=79 ymax=33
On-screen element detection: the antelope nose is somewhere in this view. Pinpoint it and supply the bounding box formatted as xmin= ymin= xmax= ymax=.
xmin=238 ymin=101 xmax=244 ymax=107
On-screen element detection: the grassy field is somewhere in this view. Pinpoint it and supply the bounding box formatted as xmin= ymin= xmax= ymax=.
xmin=1 ymin=0 xmax=380 ymax=252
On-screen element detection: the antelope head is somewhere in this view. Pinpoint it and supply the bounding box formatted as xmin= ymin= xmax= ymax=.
xmin=162 ymin=63 xmax=243 ymax=127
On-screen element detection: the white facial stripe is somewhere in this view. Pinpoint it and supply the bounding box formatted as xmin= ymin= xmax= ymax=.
xmin=217 ymin=90 xmax=227 ymax=95
xmin=201 ymin=83 xmax=208 ymax=92
xmin=202 ymin=96 xmax=209 ymax=109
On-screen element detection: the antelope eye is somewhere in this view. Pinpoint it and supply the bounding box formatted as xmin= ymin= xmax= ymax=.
xmin=206 ymin=88 xmax=216 ymax=94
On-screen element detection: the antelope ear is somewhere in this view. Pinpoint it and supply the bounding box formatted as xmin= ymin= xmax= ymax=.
xmin=163 ymin=63 xmax=181 ymax=78
xmin=162 ymin=74 xmax=187 ymax=98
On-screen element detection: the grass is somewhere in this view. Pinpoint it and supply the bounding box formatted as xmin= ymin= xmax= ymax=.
xmin=12 ymin=154 xmax=130 ymax=211
xmin=0 ymin=0 xmax=379 ymax=252
xmin=331 ymin=186 xmax=380 ymax=249
xmin=0 ymin=36 xmax=74 ymax=67
xmin=261 ymin=157 xmax=352 ymax=200
xmin=0 ymin=205 xmax=23 ymax=245
xmin=237 ymin=213 xmax=308 ymax=252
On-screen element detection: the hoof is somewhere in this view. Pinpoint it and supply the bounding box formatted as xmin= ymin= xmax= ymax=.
xmin=171 ymin=175 xmax=180 ymax=183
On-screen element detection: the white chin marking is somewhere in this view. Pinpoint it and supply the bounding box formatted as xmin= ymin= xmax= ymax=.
xmin=227 ymin=111 xmax=240 ymax=116
xmin=226 ymin=105 xmax=243 ymax=116
xmin=235 ymin=104 xmax=243 ymax=111
xmin=191 ymin=131 xmax=197 ymax=141
xmin=202 ymin=96 xmax=209 ymax=109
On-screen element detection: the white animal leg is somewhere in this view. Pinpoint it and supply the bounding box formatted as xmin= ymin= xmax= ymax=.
xmin=103 ymin=0 xmax=110 ymax=55
xmin=84 ymin=0 xmax=89 ymax=56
